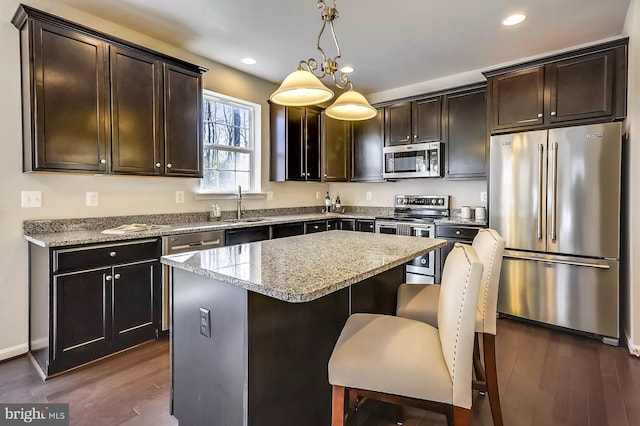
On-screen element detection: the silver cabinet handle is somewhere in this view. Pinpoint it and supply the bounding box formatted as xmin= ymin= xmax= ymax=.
xmin=100 ymin=159 xmax=106 ymax=164
xmin=537 ymin=143 xmax=544 ymax=239
xmin=155 ymin=162 xmax=161 ymax=168
xmin=109 ymin=251 xmax=116 ymax=257
xmin=313 ymin=225 xmax=319 ymax=229
xmin=550 ymin=142 xmax=558 ymax=241
xmin=324 ymin=173 xmax=327 ymax=177
xmin=106 ymin=275 xmax=113 ymax=281
xmin=406 ymin=136 xmax=410 ymax=140
xmin=455 ymin=230 xmax=461 ymax=235
xmin=537 ymin=113 xmax=543 ymax=118
xmin=167 ymin=163 xmax=172 ymax=168
xmin=414 ymin=134 xmax=418 ymax=138
xmin=114 ymin=274 xmax=121 ymax=279
xmin=551 ymin=111 xmax=557 ymax=116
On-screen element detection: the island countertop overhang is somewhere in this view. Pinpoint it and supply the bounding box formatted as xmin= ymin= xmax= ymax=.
xmin=161 ymin=230 xmax=446 ymax=303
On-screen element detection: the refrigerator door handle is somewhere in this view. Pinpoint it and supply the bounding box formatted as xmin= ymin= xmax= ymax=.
xmin=550 ymin=142 xmax=558 ymax=241
xmin=537 ymin=143 xmax=544 ymax=239
xmin=503 ymin=254 xmax=611 ymax=269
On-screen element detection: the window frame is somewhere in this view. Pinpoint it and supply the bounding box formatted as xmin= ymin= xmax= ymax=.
xmin=199 ymin=89 xmax=262 ymax=194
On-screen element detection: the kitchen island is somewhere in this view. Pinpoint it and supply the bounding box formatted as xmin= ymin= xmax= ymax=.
xmin=162 ymin=230 xmax=445 ymax=426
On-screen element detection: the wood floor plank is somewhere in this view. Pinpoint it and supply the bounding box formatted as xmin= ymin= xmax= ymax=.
xmin=1 ymin=320 xmax=640 ymax=426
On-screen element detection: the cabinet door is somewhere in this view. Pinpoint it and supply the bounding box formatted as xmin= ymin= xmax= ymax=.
xmin=352 ymin=108 xmax=384 ymax=182
xmin=53 ymin=268 xmax=111 ymax=361
xmin=271 ymin=223 xmax=305 ymax=239
xmin=445 ymin=88 xmax=487 ymax=179
xmin=164 ymin=64 xmax=203 ymax=177
xmin=31 ymin=22 xmax=108 ymax=172
xmin=304 ymin=220 xmax=327 ymax=234
xmin=321 ymin=113 xmax=350 ymax=182
xmin=112 ymin=261 xmax=160 ymax=348
xmin=491 ymin=66 xmax=544 ymax=131
xmin=355 ymin=220 xmax=375 ymax=233
xmin=385 ymin=102 xmax=411 ymax=145
xmin=413 ymin=97 xmax=442 ymax=143
xmin=305 ymin=107 xmax=322 ymax=181
xmin=285 ymin=106 xmax=305 ymax=181
xmin=547 ymin=51 xmax=614 ymax=123
xmin=340 ymin=219 xmax=356 ymax=231
xmin=110 ymin=46 xmax=163 ymax=175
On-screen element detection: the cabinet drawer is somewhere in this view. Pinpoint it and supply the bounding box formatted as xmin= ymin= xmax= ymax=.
xmin=53 ymin=239 xmax=160 ymax=273
xmin=304 ymin=221 xmax=327 ymax=234
xmin=435 ymin=226 xmax=481 ymax=240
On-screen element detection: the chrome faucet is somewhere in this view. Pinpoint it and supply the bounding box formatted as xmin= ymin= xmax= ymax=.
xmin=237 ymin=185 xmax=244 ymax=219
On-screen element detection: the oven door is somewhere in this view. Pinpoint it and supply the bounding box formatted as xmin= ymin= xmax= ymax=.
xmin=375 ymin=221 xmax=398 ymax=235
xmin=406 ymin=225 xmax=436 ymax=278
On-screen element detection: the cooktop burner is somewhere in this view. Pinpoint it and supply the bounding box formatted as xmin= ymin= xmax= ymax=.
xmin=376 ymin=195 xmax=450 ymax=223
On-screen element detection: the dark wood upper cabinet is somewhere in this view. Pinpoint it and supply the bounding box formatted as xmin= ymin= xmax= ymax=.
xmin=547 ymin=51 xmax=614 ymax=123
xmin=164 ymin=65 xmax=203 ymax=177
xmin=270 ymin=103 xmax=322 ymax=182
xmin=27 ymin=21 xmax=109 ymax=173
xmin=13 ymin=5 xmax=206 ymax=177
xmin=110 ymin=46 xmax=163 ymax=175
xmin=413 ymin=97 xmax=442 ymax=143
xmin=321 ymin=113 xmax=350 ymax=182
xmin=385 ymin=97 xmax=441 ymax=146
xmin=351 ymin=108 xmax=384 ymax=182
xmin=444 ymin=88 xmax=487 ymax=180
xmin=491 ymin=66 xmax=545 ymax=131
xmin=385 ymin=102 xmax=412 ymax=145
xmin=485 ymin=39 xmax=627 ymax=133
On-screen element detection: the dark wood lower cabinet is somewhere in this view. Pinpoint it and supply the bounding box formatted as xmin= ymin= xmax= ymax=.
xmin=29 ymin=239 xmax=162 ymax=378
xmin=226 ymin=227 xmax=271 ymax=246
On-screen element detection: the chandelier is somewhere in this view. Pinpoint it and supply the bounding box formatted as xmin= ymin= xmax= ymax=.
xmin=270 ymin=0 xmax=377 ymax=121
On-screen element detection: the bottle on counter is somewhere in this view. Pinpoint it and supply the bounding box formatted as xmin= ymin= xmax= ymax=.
xmin=335 ymin=193 xmax=341 ymax=212
xmin=325 ymin=191 xmax=332 ymax=212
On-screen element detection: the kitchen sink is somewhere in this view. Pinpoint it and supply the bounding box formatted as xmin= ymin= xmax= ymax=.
xmin=171 ymin=224 xmax=228 ymax=232
xmin=222 ymin=217 xmax=270 ymax=224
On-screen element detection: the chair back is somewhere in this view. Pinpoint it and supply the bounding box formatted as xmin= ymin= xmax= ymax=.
xmin=472 ymin=228 xmax=506 ymax=336
xmin=437 ymin=244 xmax=483 ymax=410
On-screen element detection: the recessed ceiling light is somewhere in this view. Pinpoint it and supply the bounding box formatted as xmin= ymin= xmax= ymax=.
xmin=241 ymin=57 xmax=257 ymax=65
xmin=502 ymin=14 xmax=526 ymax=26
xmin=340 ymin=66 xmax=354 ymax=74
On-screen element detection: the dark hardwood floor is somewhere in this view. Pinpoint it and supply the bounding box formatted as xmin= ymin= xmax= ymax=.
xmin=1 ymin=319 xmax=639 ymax=426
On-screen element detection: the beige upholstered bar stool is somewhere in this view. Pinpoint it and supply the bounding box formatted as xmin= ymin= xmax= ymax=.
xmin=328 ymin=244 xmax=483 ymax=426
xmin=396 ymin=228 xmax=506 ymax=426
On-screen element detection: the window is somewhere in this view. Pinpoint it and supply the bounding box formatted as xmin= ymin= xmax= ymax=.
xmin=200 ymin=90 xmax=261 ymax=193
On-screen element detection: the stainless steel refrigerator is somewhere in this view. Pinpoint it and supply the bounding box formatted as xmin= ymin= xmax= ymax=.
xmin=489 ymin=122 xmax=621 ymax=345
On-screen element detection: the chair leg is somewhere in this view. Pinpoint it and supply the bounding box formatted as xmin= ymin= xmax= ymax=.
xmin=332 ymin=385 xmax=346 ymax=426
xmin=395 ymin=405 xmax=404 ymax=425
xmin=473 ymin=333 xmax=486 ymax=386
xmin=347 ymin=389 xmax=358 ymax=424
xmin=453 ymin=406 xmax=471 ymax=426
xmin=483 ymin=333 xmax=504 ymax=426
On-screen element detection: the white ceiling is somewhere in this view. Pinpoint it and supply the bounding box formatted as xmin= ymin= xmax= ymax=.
xmin=57 ymin=0 xmax=631 ymax=95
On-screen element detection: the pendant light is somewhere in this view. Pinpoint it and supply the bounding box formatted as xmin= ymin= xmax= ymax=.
xmin=269 ymin=0 xmax=376 ymax=121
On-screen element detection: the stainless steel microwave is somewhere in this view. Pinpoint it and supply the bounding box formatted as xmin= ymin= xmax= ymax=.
xmin=383 ymin=142 xmax=443 ymax=179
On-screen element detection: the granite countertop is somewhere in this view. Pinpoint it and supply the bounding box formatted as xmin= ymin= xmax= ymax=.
xmin=24 ymin=213 xmax=378 ymax=248
xmin=435 ymin=218 xmax=488 ymax=227
xmin=161 ymin=230 xmax=446 ymax=303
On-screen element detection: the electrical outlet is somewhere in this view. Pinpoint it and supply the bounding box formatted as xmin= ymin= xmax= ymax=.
xmin=267 ymin=191 xmax=274 ymax=201
xmin=480 ymin=191 xmax=487 ymax=203
xmin=175 ymin=191 xmax=185 ymax=203
xmin=199 ymin=308 xmax=211 ymax=338
xmin=316 ymin=191 xmax=321 ymax=200
xmin=21 ymin=191 xmax=42 ymax=208
xmin=365 ymin=191 xmax=372 ymax=201
xmin=85 ymin=191 xmax=99 ymax=207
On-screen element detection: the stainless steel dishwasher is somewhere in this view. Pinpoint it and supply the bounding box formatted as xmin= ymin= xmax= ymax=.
xmin=161 ymin=230 xmax=225 ymax=331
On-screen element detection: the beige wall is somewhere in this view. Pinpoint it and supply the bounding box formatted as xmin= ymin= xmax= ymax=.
xmin=624 ymin=0 xmax=640 ymax=355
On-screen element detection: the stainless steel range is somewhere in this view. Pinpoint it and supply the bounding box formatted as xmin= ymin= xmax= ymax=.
xmin=375 ymin=195 xmax=450 ymax=284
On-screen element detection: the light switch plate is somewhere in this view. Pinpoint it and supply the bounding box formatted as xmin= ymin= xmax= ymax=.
xmin=199 ymin=308 xmax=211 ymax=338
xmin=21 ymin=191 xmax=42 ymax=208
xmin=480 ymin=191 xmax=487 ymax=203
xmin=365 ymin=191 xmax=372 ymax=201
xmin=315 ymin=191 xmax=321 ymax=200
xmin=86 ymin=191 xmax=99 ymax=207
xmin=175 ymin=191 xmax=185 ymax=204
xmin=267 ymin=191 xmax=274 ymax=201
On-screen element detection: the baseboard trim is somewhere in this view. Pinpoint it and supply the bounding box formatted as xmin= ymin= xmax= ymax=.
xmin=624 ymin=328 xmax=640 ymax=357
xmin=0 ymin=343 xmax=28 ymax=362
